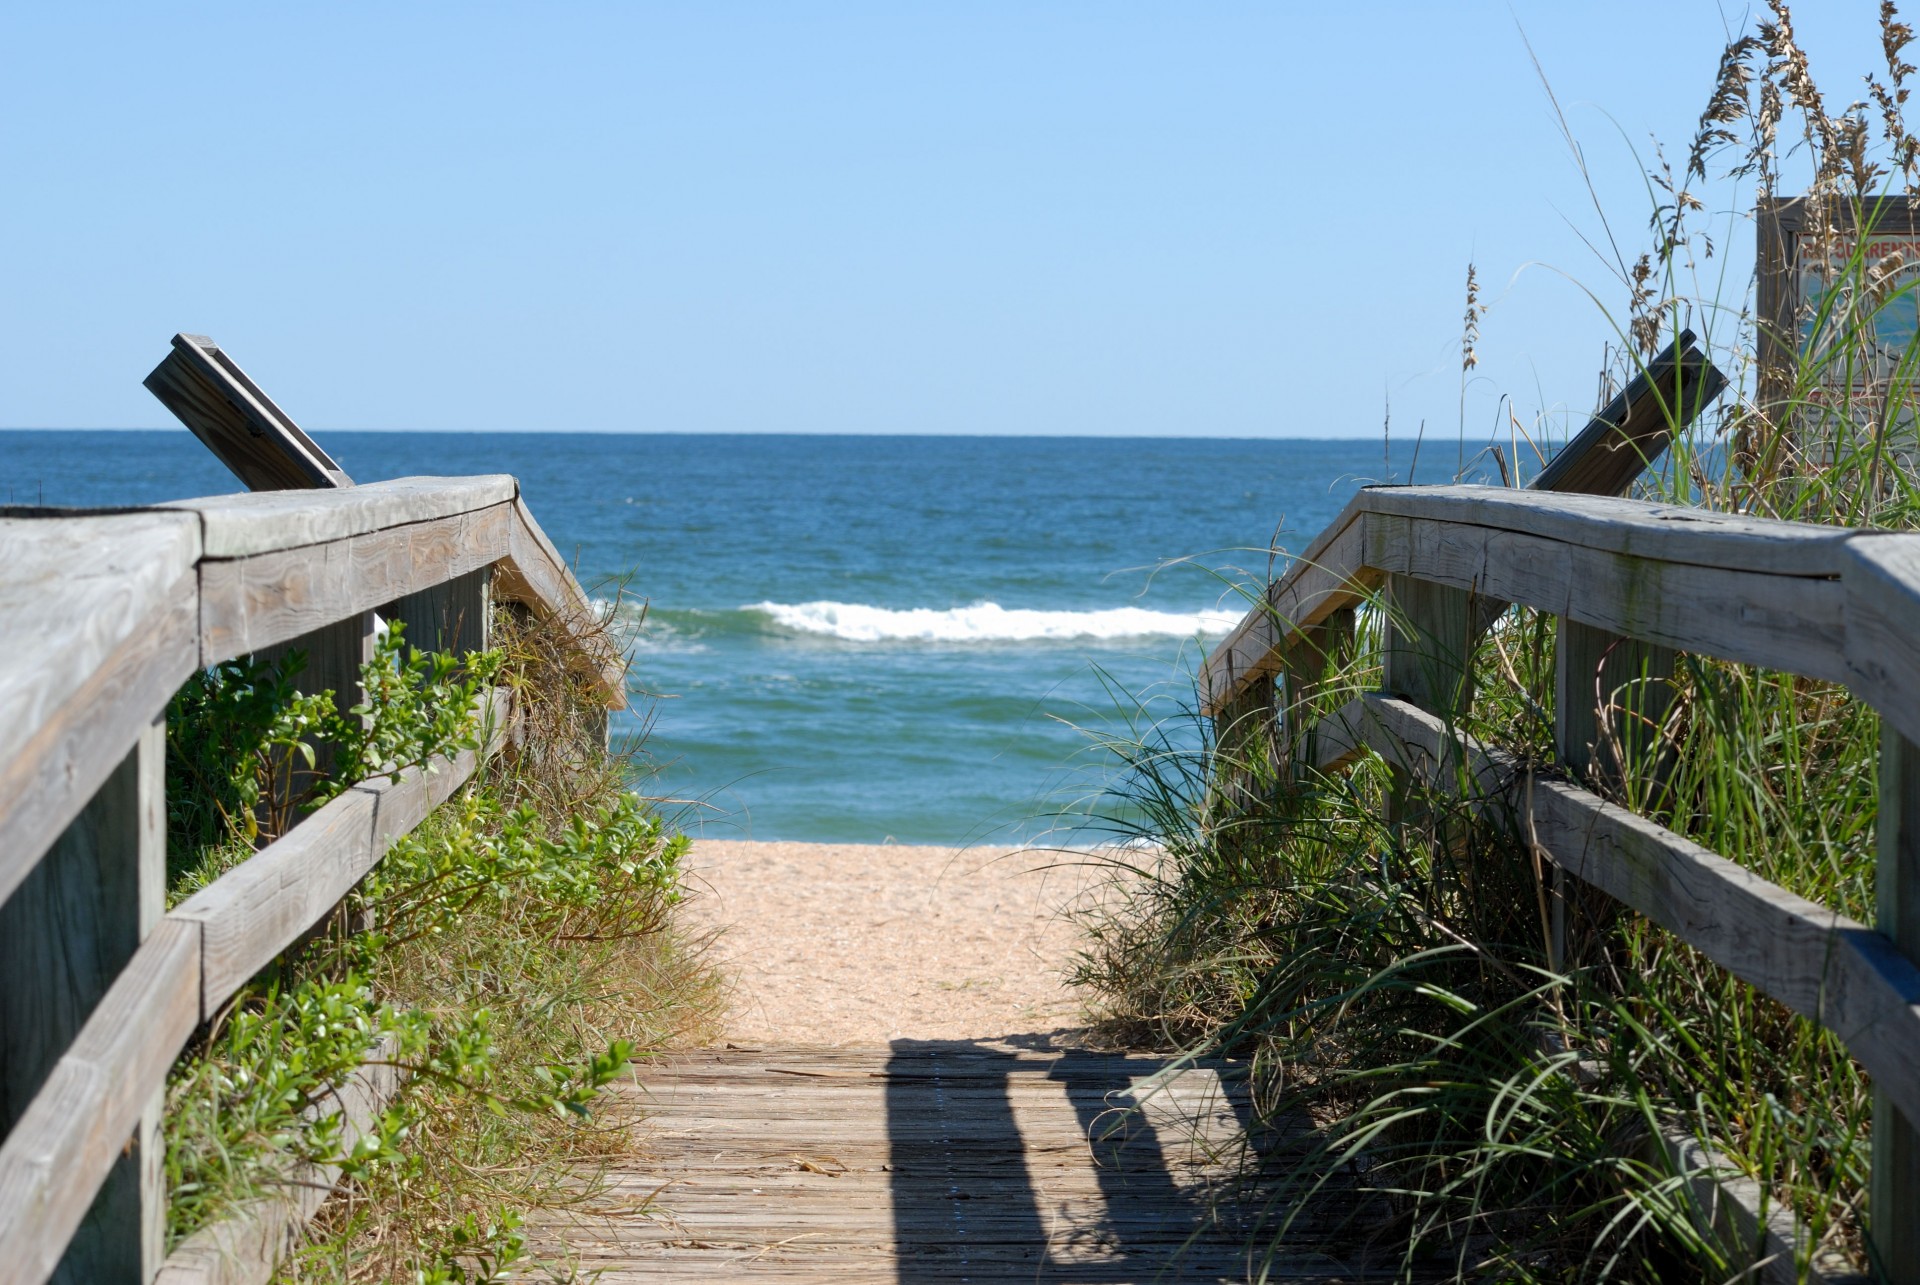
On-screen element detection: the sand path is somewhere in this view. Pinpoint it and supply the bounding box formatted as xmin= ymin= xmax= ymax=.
xmin=681 ymin=840 xmax=1108 ymax=1045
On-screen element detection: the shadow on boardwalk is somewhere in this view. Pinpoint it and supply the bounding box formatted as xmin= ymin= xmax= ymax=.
xmin=526 ymin=1038 xmax=1389 ymax=1282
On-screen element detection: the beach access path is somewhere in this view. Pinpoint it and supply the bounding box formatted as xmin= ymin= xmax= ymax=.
xmin=518 ymin=842 xmax=1371 ymax=1282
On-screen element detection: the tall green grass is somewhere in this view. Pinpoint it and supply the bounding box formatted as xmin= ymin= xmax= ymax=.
xmin=1070 ymin=5 xmax=1920 ymax=1279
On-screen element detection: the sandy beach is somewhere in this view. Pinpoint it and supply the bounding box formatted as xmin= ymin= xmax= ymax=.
xmin=680 ymin=840 xmax=1116 ymax=1046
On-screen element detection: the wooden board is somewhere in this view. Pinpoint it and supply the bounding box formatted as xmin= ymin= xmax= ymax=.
xmin=1201 ymin=483 xmax=1864 ymax=717
xmin=1201 ymin=508 xmax=1373 ymax=713
xmin=1341 ymin=694 xmax=1920 ymax=1135
xmin=0 ymin=920 xmax=201 ymax=1285
xmin=0 ymin=719 xmax=166 ymax=1283
xmin=1842 ymin=535 xmax=1920 ymax=748
xmin=1359 ymin=485 xmax=1856 ymax=578
xmin=171 ymin=697 xmax=503 ymax=1016
xmin=196 ymin=504 xmax=514 ymax=662
xmin=1529 ymin=330 xmax=1726 ymax=498
xmin=143 ymin=334 xmax=351 ymax=492
xmin=517 ymin=1045 xmax=1377 ymax=1282
xmin=163 ymin=475 xmax=516 ymax=558
xmin=0 ymin=514 xmax=201 ymax=908
xmin=1363 ymin=511 xmax=1853 ymax=684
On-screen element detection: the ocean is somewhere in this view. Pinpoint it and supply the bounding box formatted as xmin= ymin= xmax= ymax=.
xmin=3 ymin=430 xmax=1409 ymax=843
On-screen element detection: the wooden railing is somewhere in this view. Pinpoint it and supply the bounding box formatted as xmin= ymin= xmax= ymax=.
xmin=1199 ymin=482 xmax=1920 ymax=1283
xmin=0 ymin=476 xmax=624 ymax=1284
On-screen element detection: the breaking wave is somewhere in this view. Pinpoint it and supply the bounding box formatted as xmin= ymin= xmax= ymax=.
xmin=746 ymin=600 xmax=1238 ymax=643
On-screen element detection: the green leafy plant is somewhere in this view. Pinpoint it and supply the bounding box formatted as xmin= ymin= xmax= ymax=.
xmin=160 ymin=603 xmax=715 ymax=1281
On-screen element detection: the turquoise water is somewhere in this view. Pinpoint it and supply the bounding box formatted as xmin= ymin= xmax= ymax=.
xmin=3 ymin=430 xmax=1413 ymax=842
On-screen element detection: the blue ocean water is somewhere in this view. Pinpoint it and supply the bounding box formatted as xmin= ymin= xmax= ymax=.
xmin=3 ymin=430 xmax=1407 ymax=842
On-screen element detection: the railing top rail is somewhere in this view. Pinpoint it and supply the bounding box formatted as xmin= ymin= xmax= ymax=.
xmin=0 ymin=474 xmax=625 ymax=912
xmin=156 ymin=474 xmax=516 ymax=556
xmin=1199 ymin=482 xmax=1920 ymax=723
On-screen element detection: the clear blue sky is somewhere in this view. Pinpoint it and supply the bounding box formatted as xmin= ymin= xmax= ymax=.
xmin=0 ymin=3 xmax=1894 ymax=436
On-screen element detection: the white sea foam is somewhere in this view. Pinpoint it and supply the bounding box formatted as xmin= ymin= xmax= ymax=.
xmin=747 ymin=600 xmax=1240 ymax=643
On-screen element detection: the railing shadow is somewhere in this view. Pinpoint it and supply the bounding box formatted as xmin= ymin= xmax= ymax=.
xmin=884 ymin=1037 xmax=1259 ymax=1283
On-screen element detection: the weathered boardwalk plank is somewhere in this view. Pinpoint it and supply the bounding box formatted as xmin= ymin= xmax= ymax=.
xmin=525 ymin=1044 xmax=1379 ymax=1283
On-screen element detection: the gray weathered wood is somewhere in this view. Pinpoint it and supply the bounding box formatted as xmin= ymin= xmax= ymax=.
xmin=163 ymin=475 xmax=516 ymax=559
xmin=0 ymin=919 xmax=201 ymax=1285
xmin=197 ymin=504 xmax=513 ymax=662
xmin=1202 ymin=484 xmax=1859 ymax=718
xmin=1531 ymin=330 xmax=1727 ymax=498
xmin=1201 ymin=505 xmax=1373 ymax=713
xmin=170 ymin=692 xmax=505 ymax=1016
xmin=511 ymin=1045 xmax=1345 ymax=1281
xmin=387 ymin=566 xmax=491 ymax=660
xmin=1382 ymin=574 xmax=1474 ymax=719
xmin=1873 ymin=728 xmax=1920 ymax=1283
xmin=143 ymin=334 xmax=352 ymax=491
xmin=169 ymin=789 xmax=376 ymax=1018
xmin=1653 ymin=1128 xmax=1858 ymax=1285
xmin=253 ymin=611 xmax=376 ymax=790
xmin=1365 ymin=511 xmax=1852 ymax=685
xmin=1843 ymin=534 xmax=1920 ymax=748
xmin=0 ymin=515 xmax=201 ymax=908
xmin=0 ymin=689 xmax=505 ymax=1284
xmin=1363 ymin=485 xmax=1856 ymax=578
xmin=0 ymin=718 xmax=166 ymax=1283
xmin=1555 ymin=619 xmax=1676 ymax=791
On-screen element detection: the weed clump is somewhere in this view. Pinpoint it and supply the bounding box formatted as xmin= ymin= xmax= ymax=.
xmin=1072 ymin=5 xmax=1920 ymax=1280
xmin=161 ymin=603 xmax=717 ymax=1281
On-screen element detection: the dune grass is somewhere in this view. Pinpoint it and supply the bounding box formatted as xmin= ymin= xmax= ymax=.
xmin=1068 ymin=5 xmax=1920 ymax=1280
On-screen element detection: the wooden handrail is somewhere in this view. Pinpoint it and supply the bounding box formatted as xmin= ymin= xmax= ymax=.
xmin=0 ymin=477 xmax=625 ymax=913
xmin=0 ymin=697 xmax=510 ymax=1285
xmin=1200 ymin=481 xmax=1920 ymax=1280
xmin=0 ymin=473 xmax=627 ymax=1282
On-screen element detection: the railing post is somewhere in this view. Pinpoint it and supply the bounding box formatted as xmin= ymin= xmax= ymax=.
xmin=0 ymin=716 xmax=166 ymax=1282
xmin=1211 ymin=674 xmax=1277 ymax=815
xmin=1382 ymin=574 xmax=1474 ymax=828
xmin=1551 ymin=620 xmax=1676 ymax=972
xmin=1282 ymin=609 xmax=1355 ymax=776
xmin=387 ymin=566 xmax=492 ymax=660
xmin=1873 ymin=727 xmax=1920 ymax=1282
xmin=256 ymin=612 xmax=377 ymax=787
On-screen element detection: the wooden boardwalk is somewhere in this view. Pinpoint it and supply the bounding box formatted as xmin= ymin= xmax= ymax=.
xmin=525 ymin=1043 xmax=1373 ymax=1283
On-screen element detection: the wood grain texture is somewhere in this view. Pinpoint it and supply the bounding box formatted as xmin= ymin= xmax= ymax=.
xmin=1203 ymin=484 xmax=1860 ymax=717
xmin=1361 ymin=485 xmax=1855 ymax=577
xmin=387 ymin=566 xmax=491 ymax=660
xmin=169 ymin=691 xmax=506 ymax=1017
xmin=197 ymin=504 xmax=513 ymax=661
xmin=1842 ymin=534 xmax=1920 ymax=747
xmin=0 ymin=719 xmax=166 ymax=1283
xmin=1872 ymin=728 xmax=1920 ymax=1283
xmin=1530 ymin=331 xmax=1725 ymax=498
xmin=168 ymin=790 xmax=378 ymax=1017
xmin=163 ymin=475 xmax=516 ymax=558
xmin=142 ymin=334 xmax=351 ymax=492
xmin=1554 ymin=619 xmax=1675 ymax=788
xmin=516 ymin=1044 xmax=1367 ymax=1282
xmin=0 ymin=919 xmax=201 ymax=1285
xmin=0 ymin=516 xmax=201 ymax=907
xmin=1365 ymin=511 xmax=1852 ymax=683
